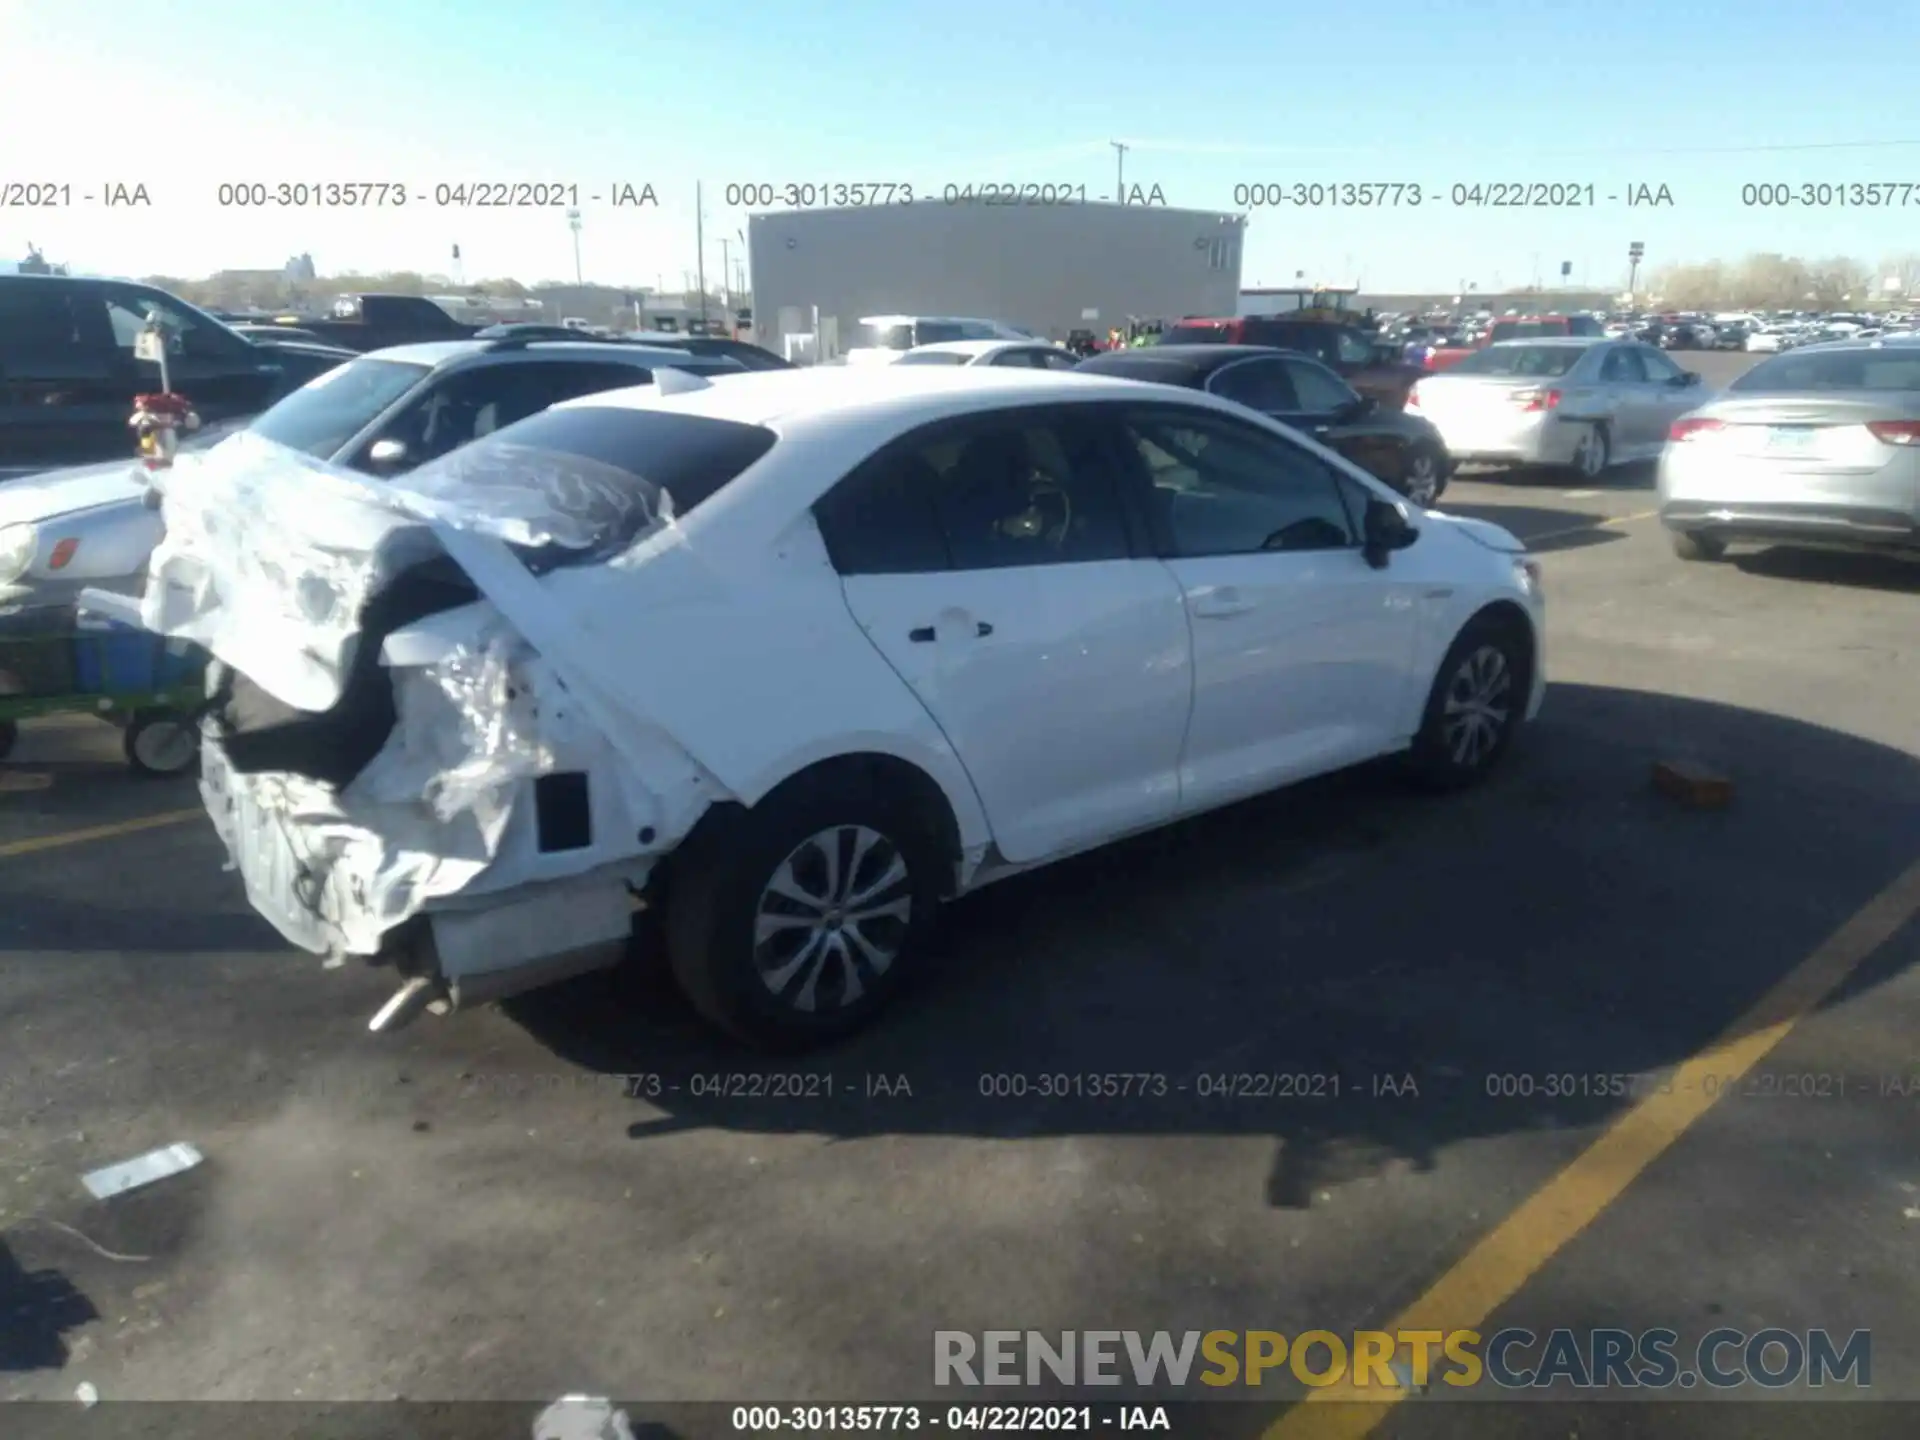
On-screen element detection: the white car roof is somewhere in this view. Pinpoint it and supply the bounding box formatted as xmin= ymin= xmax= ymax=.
xmin=906 ymin=339 xmax=1058 ymax=359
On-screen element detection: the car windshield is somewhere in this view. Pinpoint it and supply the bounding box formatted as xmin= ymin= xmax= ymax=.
xmin=1730 ymin=350 xmax=1920 ymax=392
xmin=383 ymin=404 xmax=777 ymax=571
xmin=249 ymin=357 xmax=430 ymax=459
xmin=853 ymin=322 xmax=916 ymax=350
xmin=1449 ymin=344 xmax=1587 ymax=377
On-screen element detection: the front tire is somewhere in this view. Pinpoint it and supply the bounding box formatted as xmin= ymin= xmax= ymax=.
xmin=664 ymin=770 xmax=944 ymax=1050
xmin=1670 ymin=530 xmax=1727 ymax=562
xmin=1399 ymin=447 xmax=1447 ymax=508
xmin=1405 ymin=615 xmax=1530 ymax=790
xmin=1568 ymin=423 xmax=1610 ymax=481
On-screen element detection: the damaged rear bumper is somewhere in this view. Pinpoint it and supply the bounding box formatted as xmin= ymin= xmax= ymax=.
xmin=201 ymin=729 xmax=644 ymax=1024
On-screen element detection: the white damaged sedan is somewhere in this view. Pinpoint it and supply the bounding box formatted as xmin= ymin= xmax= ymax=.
xmin=142 ymin=364 xmax=1546 ymax=1048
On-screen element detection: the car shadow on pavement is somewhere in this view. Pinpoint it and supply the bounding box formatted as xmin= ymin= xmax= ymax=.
xmin=1733 ymin=546 xmax=1920 ymax=595
xmin=1430 ymin=502 xmax=1625 ymax=553
xmin=1457 ymin=459 xmax=1657 ymax=492
xmin=0 ymin=897 xmax=279 ymax=954
xmin=0 ymin=1238 xmax=98 ymax=1372
xmin=510 ymin=681 xmax=1920 ymax=1209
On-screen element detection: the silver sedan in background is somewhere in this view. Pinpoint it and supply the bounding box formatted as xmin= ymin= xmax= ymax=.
xmin=1658 ymin=337 xmax=1920 ymax=562
xmin=1407 ymin=338 xmax=1710 ymax=480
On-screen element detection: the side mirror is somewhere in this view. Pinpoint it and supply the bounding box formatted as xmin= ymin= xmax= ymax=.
xmin=1343 ymin=394 xmax=1378 ymax=420
xmin=1362 ymin=496 xmax=1419 ymax=568
xmin=365 ymin=437 xmax=409 ymax=469
xmin=1683 ymin=371 xmax=1702 ymax=385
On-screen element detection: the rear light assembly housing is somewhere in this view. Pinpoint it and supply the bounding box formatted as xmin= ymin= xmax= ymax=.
xmin=1669 ymin=417 xmax=1726 ymax=441
xmin=1511 ymin=388 xmax=1561 ymax=413
xmin=1866 ymin=419 xmax=1920 ymax=446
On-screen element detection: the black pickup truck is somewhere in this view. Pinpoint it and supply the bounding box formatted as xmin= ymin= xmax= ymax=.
xmin=244 ymin=293 xmax=482 ymax=353
xmin=0 ymin=273 xmax=356 ymax=473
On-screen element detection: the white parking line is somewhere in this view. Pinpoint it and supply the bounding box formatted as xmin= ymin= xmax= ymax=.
xmin=1526 ymin=509 xmax=1660 ymax=546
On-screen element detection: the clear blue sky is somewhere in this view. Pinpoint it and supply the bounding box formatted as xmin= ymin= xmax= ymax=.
xmin=3 ymin=0 xmax=1917 ymax=295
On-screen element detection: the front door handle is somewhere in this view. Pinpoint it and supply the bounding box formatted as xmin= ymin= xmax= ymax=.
xmin=1191 ymin=590 xmax=1254 ymax=619
xmin=908 ymin=621 xmax=994 ymax=643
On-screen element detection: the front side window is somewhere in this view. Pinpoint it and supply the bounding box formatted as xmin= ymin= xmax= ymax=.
xmin=103 ymin=287 xmax=237 ymax=361
xmin=1636 ymin=347 xmax=1684 ymax=382
xmin=1208 ymin=359 xmax=1297 ymax=412
xmin=815 ymin=408 xmax=1134 ymax=575
xmin=1119 ymin=406 xmax=1356 ymax=557
xmin=250 ymin=357 xmax=431 ymax=460
xmin=1283 ymin=359 xmax=1359 ymax=412
xmin=1333 ymin=329 xmax=1376 ymax=366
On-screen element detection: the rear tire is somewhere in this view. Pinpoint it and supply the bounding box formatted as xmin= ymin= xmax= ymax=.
xmin=1405 ymin=614 xmax=1531 ymax=790
xmin=664 ymin=769 xmax=945 ymax=1051
xmin=1567 ymin=423 xmax=1610 ymax=480
xmin=1670 ymin=530 xmax=1728 ymax=562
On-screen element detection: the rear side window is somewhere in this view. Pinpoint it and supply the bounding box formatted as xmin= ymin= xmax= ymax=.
xmin=816 ymin=407 xmax=1134 ymax=575
xmin=0 ymin=284 xmax=94 ymax=358
xmin=1449 ymin=345 xmax=1586 ymax=378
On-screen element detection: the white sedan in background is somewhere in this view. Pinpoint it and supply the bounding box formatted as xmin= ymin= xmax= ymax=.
xmin=147 ymin=365 xmax=1544 ymax=1048
xmin=1408 ymin=338 xmax=1710 ymax=479
xmin=892 ymin=339 xmax=1084 ymax=370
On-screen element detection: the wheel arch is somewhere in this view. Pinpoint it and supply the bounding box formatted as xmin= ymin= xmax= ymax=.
xmin=1458 ymin=598 xmax=1538 ymax=698
xmin=671 ymin=744 xmax=984 ymax=902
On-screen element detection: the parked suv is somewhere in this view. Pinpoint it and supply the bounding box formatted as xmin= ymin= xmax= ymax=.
xmin=0 ymin=274 xmax=355 ymax=474
xmin=0 ymin=338 xmax=742 ymax=612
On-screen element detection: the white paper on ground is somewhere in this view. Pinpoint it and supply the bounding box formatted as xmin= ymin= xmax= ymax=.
xmin=82 ymin=1142 xmax=205 ymax=1199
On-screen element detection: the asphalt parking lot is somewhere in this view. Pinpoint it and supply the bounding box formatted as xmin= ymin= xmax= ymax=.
xmin=3 ymin=347 xmax=1918 ymax=1438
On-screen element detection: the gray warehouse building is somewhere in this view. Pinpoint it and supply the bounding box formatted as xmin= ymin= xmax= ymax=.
xmin=747 ymin=200 xmax=1245 ymax=355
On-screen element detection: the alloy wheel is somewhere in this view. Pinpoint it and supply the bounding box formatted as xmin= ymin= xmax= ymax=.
xmin=1574 ymin=426 xmax=1608 ymax=479
xmin=1440 ymin=645 xmax=1514 ymax=769
xmin=752 ymin=824 xmax=914 ymax=1012
xmin=1404 ymin=453 xmax=1442 ymax=507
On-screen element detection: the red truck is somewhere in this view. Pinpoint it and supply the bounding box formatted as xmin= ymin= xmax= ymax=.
xmin=1421 ymin=313 xmax=1606 ymax=372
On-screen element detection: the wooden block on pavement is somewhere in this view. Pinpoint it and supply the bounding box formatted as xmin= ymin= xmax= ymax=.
xmin=1652 ymin=758 xmax=1734 ymax=809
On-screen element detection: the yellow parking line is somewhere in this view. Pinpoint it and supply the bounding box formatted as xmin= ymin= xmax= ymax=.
xmin=1266 ymin=851 xmax=1920 ymax=1440
xmin=0 ymin=807 xmax=204 ymax=859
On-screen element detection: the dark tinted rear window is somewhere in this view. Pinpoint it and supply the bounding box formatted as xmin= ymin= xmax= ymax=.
xmin=1161 ymin=322 xmax=1234 ymax=344
xmin=1072 ymin=354 xmax=1203 ymax=387
xmin=392 ymin=405 xmax=776 ymax=571
xmin=1449 ymin=345 xmax=1587 ymax=378
xmin=1489 ymin=320 xmax=1569 ymax=342
xmin=1731 ymin=349 xmax=1920 ymax=392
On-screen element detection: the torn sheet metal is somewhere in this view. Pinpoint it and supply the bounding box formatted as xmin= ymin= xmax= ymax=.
xmin=142 ymin=432 xmax=718 ymax=958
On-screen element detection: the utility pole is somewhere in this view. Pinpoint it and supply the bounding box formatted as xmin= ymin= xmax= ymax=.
xmin=1627 ymin=241 xmax=1645 ymax=304
xmin=1111 ymin=140 xmax=1129 ymax=202
xmin=566 ymin=209 xmax=583 ymax=284
xmin=695 ymin=181 xmax=709 ymax=327
xmin=719 ymin=236 xmax=732 ymax=313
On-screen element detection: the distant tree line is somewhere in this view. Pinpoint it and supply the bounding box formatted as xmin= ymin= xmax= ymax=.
xmin=1646 ymin=252 xmax=1920 ymax=310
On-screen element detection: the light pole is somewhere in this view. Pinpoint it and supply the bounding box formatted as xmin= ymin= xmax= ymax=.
xmin=695 ymin=181 xmax=709 ymax=328
xmin=566 ymin=208 xmax=583 ymax=284
xmin=1111 ymin=140 xmax=1128 ymax=202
